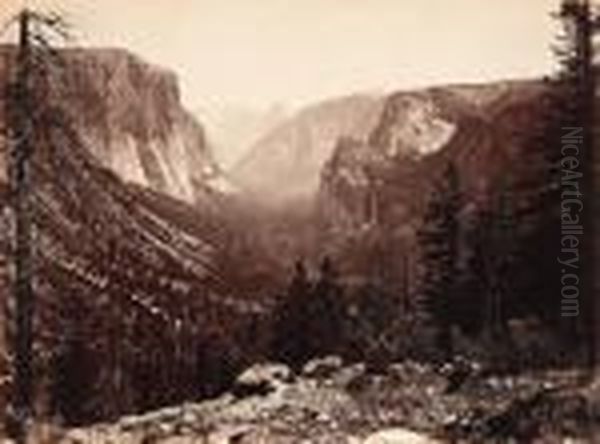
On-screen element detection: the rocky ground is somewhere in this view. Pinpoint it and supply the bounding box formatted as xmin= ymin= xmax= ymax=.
xmin=11 ymin=357 xmax=600 ymax=443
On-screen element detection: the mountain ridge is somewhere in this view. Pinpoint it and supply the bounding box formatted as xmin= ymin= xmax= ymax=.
xmin=231 ymin=94 xmax=385 ymax=204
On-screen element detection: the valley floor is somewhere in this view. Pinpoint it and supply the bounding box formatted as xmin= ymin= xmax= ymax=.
xmin=13 ymin=358 xmax=600 ymax=444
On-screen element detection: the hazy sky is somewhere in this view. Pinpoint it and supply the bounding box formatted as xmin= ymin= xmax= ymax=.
xmin=2 ymin=0 xmax=558 ymax=111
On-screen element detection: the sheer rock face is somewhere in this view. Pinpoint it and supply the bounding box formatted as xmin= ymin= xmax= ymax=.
xmin=0 ymin=47 xmax=219 ymax=203
xmin=232 ymin=95 xmax=384 ymax=204
xmin=318 ymin=80 xmax=551 ymax=278
xmin=0 ymin=45 xmax=228 ymax=326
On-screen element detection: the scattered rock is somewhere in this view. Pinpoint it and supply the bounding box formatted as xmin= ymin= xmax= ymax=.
xmin=302 ymin=356 xmax=344 ymax=380
xmin=332 ymin=363 xmax=367 ymax=388
xmin=233 ymin=363 xmax=293 ymax=398
xmin=52 ymin=361 xmax=599 ymax=443
xmin=207 ymin=424 xmax=255 ymax=444
xmin=441 ymin=356 xmax=479 ymax=394
xmin=363 ymin=428 xmax=441 ymax=444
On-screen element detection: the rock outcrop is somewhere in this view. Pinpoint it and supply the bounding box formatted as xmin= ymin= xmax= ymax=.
xmin=318 ymin=80 xmax=552 ymax=280
xmin=0 ymin=46 xmax=220 ymax=203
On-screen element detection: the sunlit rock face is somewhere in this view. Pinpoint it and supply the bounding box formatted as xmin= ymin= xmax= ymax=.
xmin=0 ymin=46 xmax=220 ymax=203
xmin=372 ymin=92 xmax=457 ymax=159
xmin=318 ymin=80 xmax=552 ymax=279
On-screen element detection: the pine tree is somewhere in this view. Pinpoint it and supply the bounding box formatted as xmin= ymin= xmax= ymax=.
xmin=461 ymin=180 xmax=520 ymax=344
xmin=486 ymin=178 xmax=519 ymax=341
xmin=417 ymin=162 xmax=462 ymax=361
xmin=344 ymin=281 xmax=402 ymax=369
xmin=49 ymin=295 xmax=90 ymax=425
xmin=555 ymin=0 xmax=597 ymax=371
xmin=309 ymin=257 xmax=345 ymax=357
xmin=270 ymin=260 xmax=312 ymax=368
xmin=457 ymin=207 xmax=488 ymax=339
xmin=3 ymin=9 xmax=70 ymax=442
xmin=271 ymin=258 xmax=346 ymax=367
xmin=512 ymin=89 xmax=563 ymax=328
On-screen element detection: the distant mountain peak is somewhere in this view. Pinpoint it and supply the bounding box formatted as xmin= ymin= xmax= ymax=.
xmin=230 ymin=93 xmax=385 ymax=204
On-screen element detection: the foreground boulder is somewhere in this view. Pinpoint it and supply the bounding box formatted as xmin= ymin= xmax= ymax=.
xmin=364 ymin=429 xmax=441 ymax=444
xmin=233 ymin=363 xmax=293 ymax=398
xmin=302 ymin=356 xmax=344 ymax=380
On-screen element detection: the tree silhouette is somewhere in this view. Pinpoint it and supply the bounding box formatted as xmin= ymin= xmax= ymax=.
xmin=343 ymin=281 xmax=406 ymax=370
xmin=48 ymin=294 xmax=91 ymax=425
xmin=554 ymin=0 xmax=597 ymax=371
xmin=309 ymin=257 xmax=345 ymax=358
xmin=417 ymin=163 xmax=462 ymax=361
xmin=3 ymin=9 xmax=70 ymax=442
xmin=462 ymin=179 xmax=521 ymax=366
xmin=486 ymin=179 xmax=519 ymax=341
xmin=271 ymin=257 xmax=346 ymax=367
xmin=457 ymin=208 xmax=488 ymax=339
xmin=271 ymin=260 xmax=312 ymax=368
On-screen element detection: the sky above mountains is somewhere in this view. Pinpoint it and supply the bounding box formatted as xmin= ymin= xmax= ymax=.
xmin=1 ymin=0 xmax=558 ymax=112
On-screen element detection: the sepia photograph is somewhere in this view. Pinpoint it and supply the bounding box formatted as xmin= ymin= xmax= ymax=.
xmin=0 ymin=0 xmax=598 ymax=442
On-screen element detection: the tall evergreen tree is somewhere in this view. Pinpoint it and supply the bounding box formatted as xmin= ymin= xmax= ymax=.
xmin=555 ymin=0 xmax=597 ymax=371
xmin=271 ymin=260 xmax=312 ymax=367
xmin=417 ymin=162 xmax=462 ymax=361
xmin=459 ymin=207 xmax=489 ymax=339
xmin=3 ymin=9 xmax=70 ymax=442
xmin=309 ymin=257 xmax=345 ymax=357
xmin=485 ymin=178 xmax=519 ymax=341
xmin=271 ymin=258 xmax=346 ymax=367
